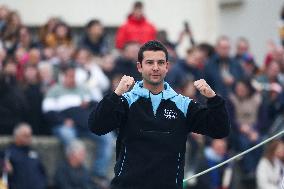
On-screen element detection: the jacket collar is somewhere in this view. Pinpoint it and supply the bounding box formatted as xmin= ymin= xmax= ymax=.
xmin=131 ymin=80 xmax=178 ymax=100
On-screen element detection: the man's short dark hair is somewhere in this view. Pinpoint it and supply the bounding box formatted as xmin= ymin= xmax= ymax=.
xmin=60 ymin=63 xmax=76 ymax=74
xmin=138 ymin=40 xmax=168 ymax=63
xmin=86 ymin=19 xmax=101 ymax=30
xmin=134 ymin=1 xmax=143 ymax=9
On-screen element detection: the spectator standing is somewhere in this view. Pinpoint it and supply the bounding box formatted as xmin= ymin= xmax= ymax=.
xmin=0 ymin=63 xmax=29 ymax=134
xmin=115 ymin=1 xmax=156 ymax=49
xmin=204 ymin=36 xmax=244 ymax=98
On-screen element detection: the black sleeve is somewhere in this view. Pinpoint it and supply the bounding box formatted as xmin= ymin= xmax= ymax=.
xmin=88 ymin=92 xmax=128 ymax=136
xmin=186 ymin=95 xmax=230 ymax=139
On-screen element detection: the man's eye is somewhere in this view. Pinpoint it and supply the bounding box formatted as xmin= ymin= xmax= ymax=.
xmin=158 ymin=61 xmax=165 ymax=65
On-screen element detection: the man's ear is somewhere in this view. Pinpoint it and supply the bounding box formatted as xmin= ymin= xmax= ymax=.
xmin=165 ymin=61 xmax=169 ymax=73
xmin=137 ymin=62 xmax=142 ymax=73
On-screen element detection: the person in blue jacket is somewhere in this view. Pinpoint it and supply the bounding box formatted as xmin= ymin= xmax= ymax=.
xmin=88 ymin=40 xmax=230 ymax=189
xmin=5 ymin=123 xmax=47 ymax=189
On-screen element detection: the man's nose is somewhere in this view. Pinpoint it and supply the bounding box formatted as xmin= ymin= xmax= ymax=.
xmin=152 ymin=63 xmax=159 ymax=70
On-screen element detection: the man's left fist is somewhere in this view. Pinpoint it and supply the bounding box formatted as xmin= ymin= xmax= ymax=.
xmin=194 ymin=79 xmax=216 ymax=98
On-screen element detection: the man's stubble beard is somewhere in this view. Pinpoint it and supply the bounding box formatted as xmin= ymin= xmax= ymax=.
xmin=142 ymin=74 xmax=164 ymax=86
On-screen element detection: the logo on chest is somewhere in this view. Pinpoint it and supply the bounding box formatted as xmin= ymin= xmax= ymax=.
xmin=164 ymin=109 xmax=178 ymax=120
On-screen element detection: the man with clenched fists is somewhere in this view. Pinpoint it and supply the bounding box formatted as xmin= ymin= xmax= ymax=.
xmin=88 ymin=40 xmax=230 ymax=189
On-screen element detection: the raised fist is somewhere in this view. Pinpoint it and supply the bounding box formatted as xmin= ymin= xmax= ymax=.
xmin=194 ymin=79 xmax=216 ymax=98
xmin=114 ymin=75 xmax=135 ymax=96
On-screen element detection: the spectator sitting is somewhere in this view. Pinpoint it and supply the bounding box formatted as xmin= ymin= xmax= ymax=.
xmin=228 ymin=79 xmax=264 ymax=176
xmin=0 ymin=47 xmax=7 ymax=71
xmin=256 ymin=139 xmax=284 ymax=189
xmin=0 ymin=5 xmax=9 ymax=33
xmin=52 ymin=44 xmax=74 ymax=81
xmin=54 ymin=140 xmax=97 ymax=189
xmin=157 ymin=30 xmax=179 ymax=63
xmin=5 ymin=123 xmax=47 ymax=189
xmin=38 ymin=61 xmax=56 ymax=95
xmin=17 ymin=26 xmax=39 ymax=50
xmin=112 ymin=42 xmax=141 ymax=81
xmin=74 ymin=48 xmax=110 ymax=101
xmin=42 ymin=64 xmax=93 ymax=145
xmin=0 ymin=11 xmax=22 ymax=55
xmin=190 ymin=139 xmax=232 ymax=189
xmin=45 ymin=21 xmax=73 ymax=48
xmin=166 ymin=47 xmax=204 ymax=91
xmin=79 ymin=19 xmax=108 ymax=56
xmin=42 ymin=65 xmax=114 ymax=184
xmin=38 ymin=17 xmax=61 ymax=48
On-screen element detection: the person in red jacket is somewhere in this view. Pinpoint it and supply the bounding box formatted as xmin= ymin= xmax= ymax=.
xmin=115 ymin=1 xmax=157 ymax=49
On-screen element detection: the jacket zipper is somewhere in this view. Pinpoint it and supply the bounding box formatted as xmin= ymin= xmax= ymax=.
xmin=176 ymin=152 xmax=181 ymax=184
xmin=149 ymin=93 xmax=163 ymax=119
xmin=144 ymin=99 xmax=171 ymax=134
xmin=118 ymin=146 xmax=127 ymax=176
xmin=140 ymin=129 xmax=170 ymax=134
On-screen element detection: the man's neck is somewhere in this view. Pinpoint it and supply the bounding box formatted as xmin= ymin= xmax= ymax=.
xmin=143 ymin=80 xmax=164 ymax=94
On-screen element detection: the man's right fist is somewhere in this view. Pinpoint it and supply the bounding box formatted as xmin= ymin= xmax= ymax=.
xmin=114 ymin=75 xmax=135 ymax=96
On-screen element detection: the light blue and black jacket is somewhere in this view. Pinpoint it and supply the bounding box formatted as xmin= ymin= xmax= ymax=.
xmin=88 ymin=81 xmax=230 ymax=189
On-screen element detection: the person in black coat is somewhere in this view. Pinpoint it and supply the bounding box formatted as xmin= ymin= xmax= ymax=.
xmin=88 ymin=40 xmax=230 ymax=189
xmin=0 ymin=70 xmax=29 ymax=134
xmin=79 ymin=19 xmax=108 ymax=56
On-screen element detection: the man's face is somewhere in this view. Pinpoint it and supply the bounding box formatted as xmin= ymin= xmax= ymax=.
xmin=63 ymin=69 xmax=76 ymax=88
xmin=216 ymin=39 xmax=231 ymax=59
xmin=124 ymin=43 xmax=140 ymax=61
xmin=88 ymin=24 xmax=104 ymax=39
xmin=16 ymin=126 xmax=32 ymax=146
xmin=137 ymin=50 xmax=169 ymax=86
xmin=133 ymin=7 xmax=143 ymax=19
xmin=212 ymin=139 xmax=227 ymax=157
xmin=237 ymin=40 xmax=249 ymax=55
xmin=186 ymin=49 xmax=204 ymax=67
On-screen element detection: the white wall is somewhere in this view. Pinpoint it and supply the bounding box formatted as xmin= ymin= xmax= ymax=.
xmin=219 ymin=0 xmax=283 ymax=65
xmin=1 ymin=0 xmax=281 ymax=62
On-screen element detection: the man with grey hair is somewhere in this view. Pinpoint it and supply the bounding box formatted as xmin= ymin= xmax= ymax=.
xmin=54 ymin=140 xmax=97 ymax=189
xmin=5 ymin=123 xmax=47 ymax=189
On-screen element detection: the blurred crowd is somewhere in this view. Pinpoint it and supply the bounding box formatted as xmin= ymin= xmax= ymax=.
xmin=0 ymin=1 xmax=284 ymax=189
